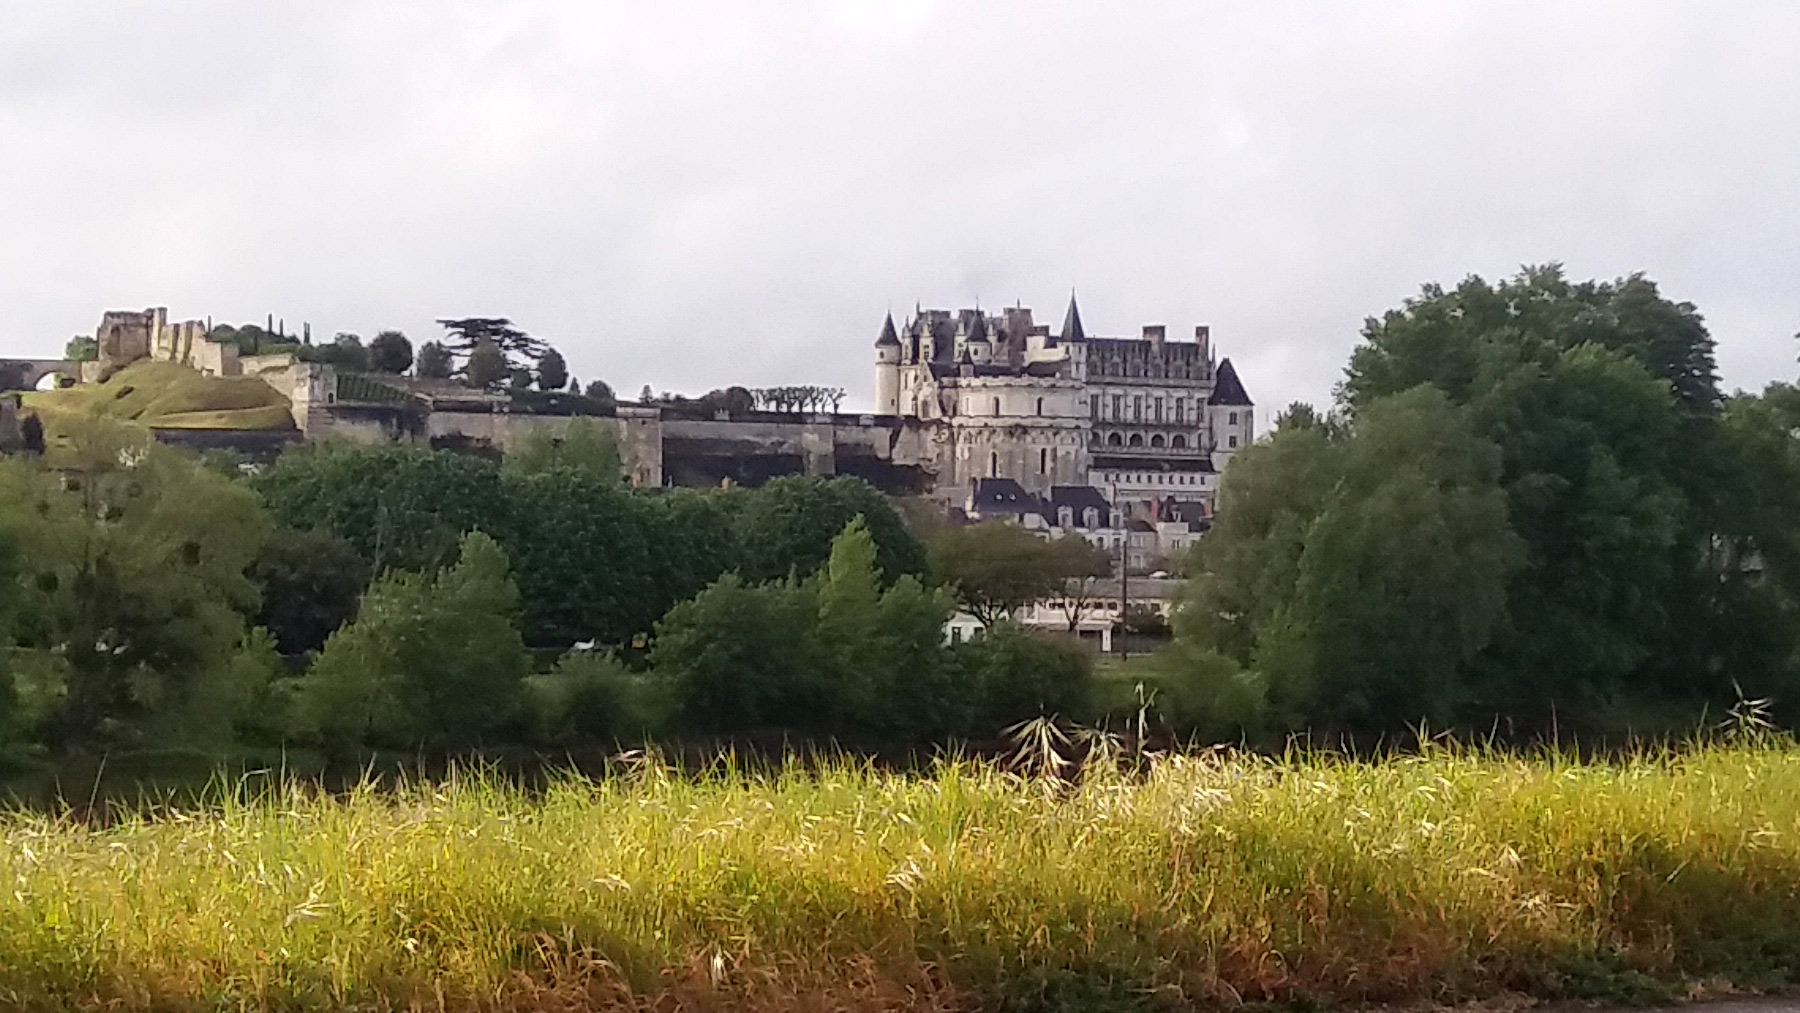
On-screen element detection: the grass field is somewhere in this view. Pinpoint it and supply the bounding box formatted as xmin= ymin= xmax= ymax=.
xmin=5 ymin=740 xmax=1800 ymax=1012
xmin=22 ymin=360 xmax=295 ymax=434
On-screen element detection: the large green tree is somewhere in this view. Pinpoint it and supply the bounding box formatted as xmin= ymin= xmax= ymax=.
xmin=730 ymin=475 xmax=927 ymax=587
xmin=1177 ymin=388 xmax=1520 ymax=736
xmin=300 ymin=531 xmax=529 ymax=750
xmin=0 ymin=425 xmax=273 ymax=748
xmin=368 ymin=330 xmax=413 ymax=374
xmin=1337 ymin=267 xmax=1735 ymax=726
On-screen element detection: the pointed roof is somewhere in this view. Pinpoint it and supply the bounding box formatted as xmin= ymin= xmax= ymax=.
xmin=875 ymin=312 xmax=900 ymax=347
xmin=966 ymin=311 xmax=990 ymax=344
xmin=1060 ymin=293 xmax=1086 ymax=343
xmin=1209 ymin=358 xmax=1253 ymax=405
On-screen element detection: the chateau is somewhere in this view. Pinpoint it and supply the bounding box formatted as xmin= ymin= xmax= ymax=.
xmin=12 ymin=299 xmax=1252 ymax=536
xmin=876 ymin=295 xmax=1253 ymax=515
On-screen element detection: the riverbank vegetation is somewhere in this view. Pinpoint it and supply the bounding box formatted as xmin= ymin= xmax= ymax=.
xmin=5 ymin=739 xmax=1800 ymax=1011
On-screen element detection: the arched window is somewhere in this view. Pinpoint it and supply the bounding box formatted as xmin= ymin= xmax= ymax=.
xmin=993 ymin=397 xmax=1002 ymax=415
xmin=1089 ymin=431 xmax=1102 ymax=447
xmin=1036 ymin=397 xmax=1045 ymax=415
xmin=1150 ymin=434 xmax=1166 ymax=448
xmin=1171 ymin=434 xmax=1187 ymax=449
xmin=1128 ymin=433 xmax=1144 ymax=448
xmin=989 ymin=451 xmax=999 ymax=476
xmin=1106 ymin=432 xmax=1123 ymax=447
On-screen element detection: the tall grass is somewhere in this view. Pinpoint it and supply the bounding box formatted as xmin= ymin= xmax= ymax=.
xmin=5 ymin=741 xmax=1800 ymax=1011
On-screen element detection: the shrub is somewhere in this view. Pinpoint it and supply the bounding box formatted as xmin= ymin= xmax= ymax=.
xmin=955 ymin=625 xmax=1094 ymax=736
xmin=299 ymin=532 xmax=529 ymax=751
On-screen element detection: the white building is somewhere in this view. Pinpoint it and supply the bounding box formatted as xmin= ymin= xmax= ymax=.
xmin=875 ymin=295 xmax=1254 ymax=514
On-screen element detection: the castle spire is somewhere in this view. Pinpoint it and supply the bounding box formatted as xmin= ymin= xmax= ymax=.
xmin=875 ymin=311 xmax=900 ymax=347
xmin=1060 ymin=291 xmax=1086 ymax=343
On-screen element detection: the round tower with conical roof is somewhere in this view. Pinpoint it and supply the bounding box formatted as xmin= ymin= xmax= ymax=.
xmin=875 ymin=312 xmax=902 ymax=415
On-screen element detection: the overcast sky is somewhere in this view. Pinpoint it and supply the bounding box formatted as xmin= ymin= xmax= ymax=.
xmin=3 ymin=1 xmax=1796 ymax=416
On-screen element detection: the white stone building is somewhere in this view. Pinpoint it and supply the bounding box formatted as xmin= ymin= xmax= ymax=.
xmin=875 ymin=296 xmax=1253 ymax=513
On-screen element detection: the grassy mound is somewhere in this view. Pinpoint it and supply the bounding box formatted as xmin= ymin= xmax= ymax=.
xmin=4 ymin=742 xmax=1800 ymax=1011
xmin=22 ymin=360 xmax=295 ymax=432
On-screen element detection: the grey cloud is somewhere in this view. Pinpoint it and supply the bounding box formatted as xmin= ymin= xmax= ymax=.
xmin=2 ymin=1 xmax=1796 ymax=414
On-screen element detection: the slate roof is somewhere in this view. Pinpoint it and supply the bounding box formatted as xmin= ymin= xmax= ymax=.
xmin=970 ymin=477 xmax=1034 ymax=514
xmin=875 ymin=312 xmax=900 ymax=347
xmin=1209 ymin=357 xmax=1253 ymax=405
xmin=1046 ymin=484 xmax=1112 ymax=519
xmin=1060 ymin=294 xmax=1086 ymax=343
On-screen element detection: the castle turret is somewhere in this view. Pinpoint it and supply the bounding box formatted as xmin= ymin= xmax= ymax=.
xmin=1207 ymin=357 xmax=1254 ymax=467
xmin=963 ymin=311 xmax=992 ymax=364
xmin=875 ymin=312 xmax=902 ymax=415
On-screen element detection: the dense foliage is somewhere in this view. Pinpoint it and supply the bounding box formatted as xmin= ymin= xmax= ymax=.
xmin=1173 ymin=267 xmax=1800 ymax=741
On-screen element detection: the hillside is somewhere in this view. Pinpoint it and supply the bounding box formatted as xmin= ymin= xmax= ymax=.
xmin=22 ymin=360 xmax=296 ymax=432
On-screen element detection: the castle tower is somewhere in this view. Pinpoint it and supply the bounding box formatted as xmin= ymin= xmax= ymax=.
xmin=963 ymin=312 xmax=992 ymax=364
xmin=1207 ymin=357 xmax=1255 ymax=467
xmin=875 ymin=312 xmax=902 ymax=415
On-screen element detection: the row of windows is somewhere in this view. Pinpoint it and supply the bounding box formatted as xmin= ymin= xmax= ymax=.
xmin=1103 ymin=472 xmax=1206 ymax=487
xmin=1092 ymin=392 xmax=1201 ymax=424
xmin=1094 ymin=431 xmax=1194 ymax=449
xmin=988 ymin=448 xmax=1068 ymax=477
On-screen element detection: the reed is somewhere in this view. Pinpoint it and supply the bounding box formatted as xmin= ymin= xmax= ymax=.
xmin=5 ymin=740 xmax=1800 ymax=1011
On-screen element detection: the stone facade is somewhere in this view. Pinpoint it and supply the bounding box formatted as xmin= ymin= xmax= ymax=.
xmin=91 ymin=307 xmax=234 ymax=379
xmin=875 ymin=296 xmax=1254 ymax=514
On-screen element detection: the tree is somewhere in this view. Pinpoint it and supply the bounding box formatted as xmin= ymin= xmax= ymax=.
xmin=652 ymin=573 xmax=825 ymax=733
xmin=731 ymin=475 xmax=928 ymax=587
xmin=752 ymin=386 xmax=847 ymax=413
xmin=416 ymin=341 xmax=454 ymax=379
xmin=1048 ymin=534 xmax=1115 ymax=631
xmin=1175 ymin=387 xmax=1521 ymax=737
xmin=0 ymin=424 xmax=272 ymax=748
xmin=1339 ymin=267 xmax=1721 ymax=728
xmin=254 ymin=443 xmax=510 ymax=574
xmin=435 ymin=317 xmax=548 ymax=376
xmin=697 ymin=386 xmax=756 ymax=415
xmin=251 ymin=528 xmax=371 ymax=655
xmin=954 ymin=625 xmax=1093 ymax=734
xmin=327 ymin=333 xmax=371 ymax=371
xmin=928 ymin=522 xmax=1068 ymax=626
xmin=465 ymin=339 xmax=508 ymax=390
xmin=300 ymin=531 xmax=529 ymax=750
xmin=584 ymin=380 xmax=616 ymax=409
xmin=504 ymin=418 xmax=623 ymax=481
xmin=652 ymin=519 xmax=959 ymax=738
xmin=537 ymin=348 xmax=569 ymax=392
xmin=368 ymin=330 xmax=413 ymax=374
xmin=64 ymin=336 xmax=98 ymax=363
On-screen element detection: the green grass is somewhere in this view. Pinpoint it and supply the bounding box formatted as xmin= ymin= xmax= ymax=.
xmin=23 ymin=360 xmax=295 ymax=433
xmin=6 ymin=741 xmax=1800 ymax=1011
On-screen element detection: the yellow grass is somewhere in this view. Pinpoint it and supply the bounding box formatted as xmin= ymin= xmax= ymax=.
xmin=4 ymin=742 xmax=1800 ymax=1011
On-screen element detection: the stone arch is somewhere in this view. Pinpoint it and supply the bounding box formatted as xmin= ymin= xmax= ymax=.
xmin=1128 ymin=433 xmax=1144 ymax=448
xmin=1089 ymin=431 xmax=1102 ymax=447
xmin=0 ymin=359 xmax=77 ymax=392
xmin=1171 ymin=433 xmax=1187 ymax=449
xmin=1150 ymin=433 xmax=1166 ymax=448
xmin=1106 ymin=432 xmax=1123 ymax=447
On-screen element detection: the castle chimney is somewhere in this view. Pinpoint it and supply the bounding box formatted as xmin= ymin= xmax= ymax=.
xmin=1143 ymin=324 xmax=1165 ymax=351
xmin=1195 ymin=325 xmax=1210 ymax=360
